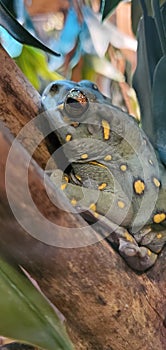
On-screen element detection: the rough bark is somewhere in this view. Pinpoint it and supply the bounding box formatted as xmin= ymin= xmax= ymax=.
xmin=0 ymin=45 xmax=166 ymax=350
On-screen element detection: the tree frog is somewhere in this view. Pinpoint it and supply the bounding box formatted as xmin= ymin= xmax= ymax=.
xmin=42 ymin=80 xmax=166 ymax=271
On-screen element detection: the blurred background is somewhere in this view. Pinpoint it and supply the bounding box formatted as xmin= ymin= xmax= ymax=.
xmin=1 ymin=0 xmax=139 ymax=118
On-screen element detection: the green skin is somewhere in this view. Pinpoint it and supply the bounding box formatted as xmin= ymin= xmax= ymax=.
xmin=42 ymin=80 xmax=166 ymax=271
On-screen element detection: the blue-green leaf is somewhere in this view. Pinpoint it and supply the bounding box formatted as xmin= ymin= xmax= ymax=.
xmin=0 ymin=257 xmax=73 ymax=350
xmin=0 ymin=26 xmax=23 ymax=57
xmin=131 ymin=0 xmax=142 ymax=35
xmin=131 ymin=0 xmax=165 ymax=36
xmin=133 ymin=15 xmax=162 ymax=143
xmin=152 ymin=0 xmax=166 ymax=55
xmin=0 ymin=0 xmax=60 ymax=56
xmin=161 ymin=1 xmax=166 ymax=35
xmin=152 ymin=55 xmax=166 ymax=164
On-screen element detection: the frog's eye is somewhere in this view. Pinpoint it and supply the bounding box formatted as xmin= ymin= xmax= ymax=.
xmin=79 ymin=80 xmax=98 ymax=91
xmin=65 ymin=89 xmax=89 ymax=117
xmin=92 ymin=83 xmax=98 ymax=90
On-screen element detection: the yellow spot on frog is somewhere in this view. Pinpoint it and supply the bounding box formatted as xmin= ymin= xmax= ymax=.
xmin=104 ymin=155 xmax=112 ymax=161
xmin=120 ymin=164 xmax=127 ymax=172
xmin=102 ymin=119 xmax=110 ymax=140
xmin=81 ymin=153 xmax=88 ymax=159
xmin=98 ymin=183 xmax=107 ymax=190
xmin=153 ymin=213 xmax=166 ymax=224
xmin=71 ymin=198 xmax=77 ymax=206
xmin=89 ymin=161 xmax=107 ymax=169
xmin=61 ymin=183 xmax=67 ymax=190
xmin=65 ymin=134 xmax=72 ymax=142
xmin=157 ymin=233 xmax=162 ymax=239
xmin=153 ymin=177 xmax=161 ymax=188
xmin=89 ymin=203 xmax=99 ymax=218
xmin=133 ymin=179 xmax=145 ymax=195
xmin=61 ymin=175 xmax=69 ymax=190
xmin=89 ymin=203 xmax=97 ymax=212
xmin=147 ymin=249 xmax=152 ymax=256
xmin=124 ymin=231 xmax=133 ymax=242
xmin=118 ymin=200 xmax=125 ymax=209
xmin=57 ymin=103 xmax=64 ymax=110
xmin=64 ymin=175 xmax=69 ymax=183
xmin=75 ymin=174 xmax=82 ymax=181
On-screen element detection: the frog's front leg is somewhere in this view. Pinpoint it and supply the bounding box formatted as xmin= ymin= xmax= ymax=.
xmin=50 ymin=169 xmax=158 ymax=271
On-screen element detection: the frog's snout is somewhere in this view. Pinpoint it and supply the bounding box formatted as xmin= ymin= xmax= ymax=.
xmin=64 ymin=88 xmax=89 ymax=117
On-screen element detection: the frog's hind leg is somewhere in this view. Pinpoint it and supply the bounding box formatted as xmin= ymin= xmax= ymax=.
xmin=50 ymin=169 xmax=157 ymax=272
xmin=88 ymin=215 xmax=158 ymax=272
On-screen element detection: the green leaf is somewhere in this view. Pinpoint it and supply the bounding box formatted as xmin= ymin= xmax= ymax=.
xmin=0 ymin=0 xmax=60 ymax=56
xmin=131 ymin=0 xmax=166 ymax=35
xmin=152 ymin=55 xmax=166 ymax=164
xmin=100 ymin=0 xmax=122 ymax=20
xmin=15 ymin=46 xmax=63 ymax=90
xmin=152 ymin=0 xmax=166 ymax=54
xmin=133 ymin=15 xmax=162 ymax=143
xmin=0 ymin=256 xmax=74 ymax=350
xmin=161 ymin=1 xmax=166 ymax=35
xmin=131 ymin=0 xmax=142 ymax=35
xmin=1 ymin=0 xmax=16 ymax=17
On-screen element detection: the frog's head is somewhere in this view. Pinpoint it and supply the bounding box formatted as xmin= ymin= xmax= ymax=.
xmin=42 ymin=80 xmax=126 ymax=162
xmin=42 ymin=80 xmax=116 ymax=158
xmin=42 ymin=80 xmax=110 ymax=112
xmin=41 ymin=80 xmax=153 ymax=169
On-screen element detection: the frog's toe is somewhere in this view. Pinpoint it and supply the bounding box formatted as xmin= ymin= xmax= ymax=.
xmin=134 ymin=226 xmax=166 ymax=253
xmin=119 ymin=239 xmax=157 ymax=271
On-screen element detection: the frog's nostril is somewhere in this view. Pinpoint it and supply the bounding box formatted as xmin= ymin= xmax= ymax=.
xmin=50 ymin=83 xmax=59 ymax=93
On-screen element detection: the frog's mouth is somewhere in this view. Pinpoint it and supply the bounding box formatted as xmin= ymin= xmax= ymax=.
xmin=64 ymin=88 xmax=89 ymax=117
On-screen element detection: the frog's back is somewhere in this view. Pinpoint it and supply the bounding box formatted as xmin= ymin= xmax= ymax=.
xmin=42 ymin=80 xmax=166 ymax=271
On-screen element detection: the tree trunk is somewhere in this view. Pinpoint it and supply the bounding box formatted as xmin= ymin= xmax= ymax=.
xmin=0 ymin=45 xmax=166 ymax=350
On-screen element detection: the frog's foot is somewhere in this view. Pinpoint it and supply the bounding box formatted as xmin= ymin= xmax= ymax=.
xmin=118 ymin=237 xmax=157 ymax=272
xmin=134 ymin=226 xmax=166 ymax=253
xmin=91 ymin=216 xmax=158 ymax=272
